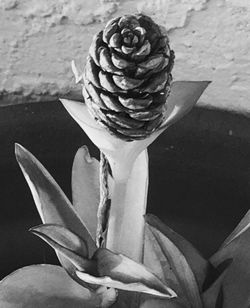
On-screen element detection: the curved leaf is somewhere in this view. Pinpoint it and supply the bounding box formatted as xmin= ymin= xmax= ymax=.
xmin=60 ymin=80 xmax=210 ymax=181
xmin=15 ymin=144 xmax=96 ymax=256
xmin=220 ymin=209 xmax=250 ymax=248
xmin=60 ymin=98 xmax=149 ymax=181
xmin=60 ymin=81 xmax=210 ymax=145
xmin=202 ymin=259 xmax=232 ymax=292
xmin=0 ymin=265 xmax=115 ymax=308
xmin=77 ymin=273 xmax=174 ymax=299
xmin=202 ymin=267 xmax=226 ymax=308
xmin=146 ymin=214 xmax=209 ymax=290
xmin=72 ymin=145 xmax=100 ymax=241
xmin=30 ymin=224 xmax=96 ymax=273
xmin=211 ymin=228 xmax=250 ymax=307
xmin=202 ymin=263 xmax=227 ymax=308
xmin=29 ymin=224 xmax=176 ymax=299
xmin=60 ymin=98 xmax=127 ymax=152
xmin=77 ymin=248 xmax=177 ymax=299
xmin=146 ymin=223 xmax=202 ymax=308
xmin=160 ymin=81 xmax=211 ymax=129
xmin=143 ymin=224 xmax=180 ymax=288
xmin=15 ymin=144 xmax=96 ymax=289
xmin=30 ymin=224 xmax=88 ymax=257
xmin=142 ymin=228 xmax=189 ymax=308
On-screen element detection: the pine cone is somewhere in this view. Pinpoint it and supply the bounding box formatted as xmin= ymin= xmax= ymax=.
xmin=82 ymin=14 xmax=175 ymax=141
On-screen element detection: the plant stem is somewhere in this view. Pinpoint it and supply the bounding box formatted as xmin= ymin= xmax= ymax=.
xmin=105 ymin=150 xmax=149 ymax=262
xmin=96 ymin=152 xmax=110 ymax=247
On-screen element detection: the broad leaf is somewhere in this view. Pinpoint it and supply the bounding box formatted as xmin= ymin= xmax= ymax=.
xmin=160 ymin=81 xmax=211 ymax=129
xmin=15 ymin=144 xmax=96 ymax=288
xmin=30 ymin=224 xmax=96 ymax=273
xmin=146 ymin=214 xmax=209 ymax=290
xmin=202 ymin=259 xmax=232 ymax=292
xmin=15 ymin=144 xmax=96 ymax=255
xmin=211 ymin=228 xmax=250 ymax=307
xmin=0 ymin=265 xmax=116 ymax=308
xmin=72 ymin=145 xmax=100 ymax=241
xmin=78 ymin=248 xmax=177 ymax=299
xmin=143 ymin=224 xmax=180 ymax=289
xmin=147 ymin=223 xmax=202 ymax=308
xmin=202 ymin=268 xmax=226 ymax=308
xmin=30 ymin=224 xmax=176 ymax=299
xmin=30 ymin=224 xmax=88 ymax=257
xmin=60 ymin=81 xmax=210 ymax=158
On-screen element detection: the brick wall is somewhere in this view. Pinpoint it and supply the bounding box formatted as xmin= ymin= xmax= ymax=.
xmin=0 ymin=0 xmax=250 ymax=115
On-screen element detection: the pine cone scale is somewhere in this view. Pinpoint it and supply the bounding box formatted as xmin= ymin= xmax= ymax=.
xmin=118 ymin=96 xmax=153 ymax=110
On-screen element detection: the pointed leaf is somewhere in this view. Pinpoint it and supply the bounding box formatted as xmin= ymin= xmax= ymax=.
xmin=220 ymin=209 xmax=250 ymax=248
xmin=215 ymin=287 xmax=224 ymax=308
xmin=77 ymin=273 xmax=176 ymax=299
xmin=60 ymin=80 xmax=211 ymax=152
xmin=60 ymin=81 xmax=210 ymax=180
xmin=0 ymin=265 xmax=115 ymax=308
xmin=143 ymin=224 xmax=181 ymax=289
xmin=202 ymin=269 xmax=226 ymax=308
xmin=72 ymin=145 xmax=100 ymax=240
xmin=30 ymin=224 xmax=88 ymax=257
xmin=60 ymin=98 xmax=122 ymax=151
xmin=146 ymin=214 xmax=209 ymax=290
xmin=15 ymin=144 xmax=96 ymax=256
xmin=160 ymin=81 xmax=211 ymax=129
xmin=147 ymin=223 xmax=202 ymax=308
xmin=202 ymin=259 xmax=232 ymax=292
xmin=30 ymin=224 xmax=96 ymax=273
xmin=77 ymin=248 xmax=177 ymax=299
xmin=15 ymin=144 xmax=96 ymax=289
xmin=210 ymin=228 xmax=250 ymax=308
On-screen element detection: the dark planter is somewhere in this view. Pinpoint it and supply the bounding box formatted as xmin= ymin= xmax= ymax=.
xmin=0 ymin=100 xmax=249 ymax=279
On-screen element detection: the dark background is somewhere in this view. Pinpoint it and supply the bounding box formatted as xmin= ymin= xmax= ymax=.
xmin=1 ymin=101 xmax=250 ymax=279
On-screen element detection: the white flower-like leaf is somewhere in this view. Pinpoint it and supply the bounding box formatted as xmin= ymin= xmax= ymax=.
xmin=60 ymin=80 xmax=210 ymax=181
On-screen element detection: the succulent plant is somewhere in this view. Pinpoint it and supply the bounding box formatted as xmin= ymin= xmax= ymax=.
xmin=81 ymin=14 xmax=175 ymax=141
xmin=1 ymin=144 xmax=249 ymax=308
xmin=0 ymin=144 xmax=233 ymax=308
xmin=8 ymin=12 xmax=250 ymax=308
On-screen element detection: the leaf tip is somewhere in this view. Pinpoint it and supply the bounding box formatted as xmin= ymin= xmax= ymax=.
xmin=78 ymin=145 xmax=93 ymax=164
xmin=200 ymin=80 xmax=212 ymax=89
xmin=29 ymin=224 xmax=46 ymax=238
xmin=14 ymin=143 xmax=29 ymax=164
xmin=15 ymin=142 xmax=23 ymax=156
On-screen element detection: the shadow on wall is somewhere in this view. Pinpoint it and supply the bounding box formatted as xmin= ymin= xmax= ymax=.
xmin=0 ymin=100 xmax=250 ymax=279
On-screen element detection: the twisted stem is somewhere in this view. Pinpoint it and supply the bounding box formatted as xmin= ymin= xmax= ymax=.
xmin=96 ymin=152 xmax=111 ymax=247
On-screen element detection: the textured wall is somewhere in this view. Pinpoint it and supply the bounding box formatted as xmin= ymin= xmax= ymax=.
xmin=0 ymin=0 xmax=250 ymax=115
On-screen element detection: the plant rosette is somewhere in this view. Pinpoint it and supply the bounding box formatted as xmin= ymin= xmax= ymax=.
xmin=0 ymin=144 xmax=232 ymax=308
xmin=1 ymin=144 xmax=249 ymax=308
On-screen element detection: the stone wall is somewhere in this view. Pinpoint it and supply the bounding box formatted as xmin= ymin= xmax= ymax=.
xmin=0 ymin=0 xmax=249 ymax=115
